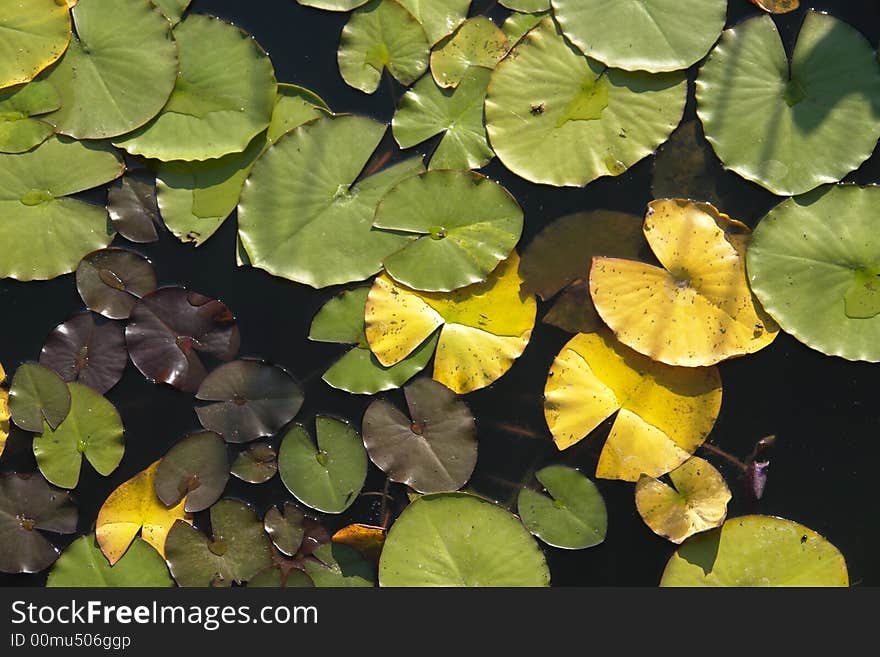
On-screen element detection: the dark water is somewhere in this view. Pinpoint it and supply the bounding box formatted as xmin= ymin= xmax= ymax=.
xmin=3 ymin=0 xmax=880 ymax=587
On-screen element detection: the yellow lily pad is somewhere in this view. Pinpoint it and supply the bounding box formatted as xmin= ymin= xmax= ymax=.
xmin=96 ymin=460 xmax=191 ymax=565
xmin=544 ymin=331 xmax=722 ymax=481
xmin=365 ymin=253 xmax=536 ymax=394
xmin=635 ymin=456 xmax=731 ymax=543
xmin=0 ymin=363 xmax=8 ymax=459
xmin=590 ymin=199 xmax=778 ymax=367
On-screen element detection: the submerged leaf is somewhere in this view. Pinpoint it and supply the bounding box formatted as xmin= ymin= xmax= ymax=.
xmin=0 ymin=472 xmax=77 ymax=574
xmin=362 ymin=378 xmax=477 ymax=493
xmin=47 ymin=535 xmax=173 ymax=587
xmin=651 ymin=120 xmax=725 ymax=209
xmin=107 ymin=173 xmax=163 ymax=244
xmin=96 ymin=461 xmax=191 ymax=565
xmin=9 ymin=363 xmax=71 ymax=433
xmin=32 ymin=383 xmax=125 ymax=489
xmin=154 ymin=431 xmax=229 ymax=513
xmin=430 ymin=17 xmax=508 ymax=89
xmin=0 ymin=0 xmax=71 ymax=89
xmin=590 ymin=199 xmax=778 ymax=367
xmin=635 ymin=456 xmax=731 ymax=544
xmin=76 ymin=248 xmax=158 ymax=320
xmin=230 ymin=442 xmax=278 ymax=484
xmin=39 ymin=313 xmax=128 ymax=394
xmin=544 ymin=331 xmax=722 ymax=481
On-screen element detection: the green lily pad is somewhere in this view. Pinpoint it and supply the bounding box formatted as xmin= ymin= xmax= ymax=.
xmin=660 ymin=515 xmax=849 ymax=586
xmin=552 ymin=0 xmax=726 ymax=72
xmin=338 ymin=0 xmax=430 ymax=94
xmin=519 ymin=210 xmax=645 ymax=334
xmin=397 ymin=0 xmax=469 ymax=45
xmin=392 ymin=67 xmax=494 ymax=171
xmin=297 ymin=0 xmax=369 ymax=9
xmin=107 ymin=172 xmax=163 ymax=243
xmin=0 ymin=0 xmax=71 ymax=89
xmin=238 ymin=114 xmax=424 ymax=288
xmin=249 ymin=562 xmax=315 ymax=587
xmin=374 ymin=170 xmax=523 ymax=291
xmin=230 ymin=442 xmax=277 ymax=484
xmin=114 ymin=14 xmax=277 ymax=161
xmin=32 ymin=382 xmax=124 ymax=489
xmin=485 ymin=18 xmax=687 ymax=187
xmin=47 ymin=535 xmax=173 ymax=587
xmin=309 ymin=286 xmax=438 ymax=394
xmin=153 ymin=0 xmax=191 ymax=25
xmin=747 ymin=185 xmax=880 ymax=362
xmin=379 ymin=492 xmax=550 ymax=586
xmin=164 ymin=499 xmax=273 ymax=587
xmin=430 ymin=17 xmax=508 ymax=89
xmin=0 ymin=79 xmax=60 ymax=153
xmin=9 ymin=363 xmax=71 ymax=433
xmin=278 ymin=416 xmax=367 ymax=514
xmin=0 ymin=472 xmax=77 ymax=574
xmin=76 ymin=248 xmax=158 ymax=320
xmin=304 ymin=543 xmax=375 ymax=587
xmin=154 ymin=431 xmax=229 ymax=513
xmin=0 ymin=136 xmax=123 ymax=280
xmin=157 ymin=84 xmax=328 ymax=247
xmin=517 ymin=465 xmax=607 ymax=549
xmin=264 ymin=503 xmax=305 ymax=556
xmin=500 ymin=0 xmax=548 ymax=11
xmin=362 ymin=377 xmax=477 ymax=493
xmin=44 ymin=0 xmax=178 ymax=140
xmin=501 ymin=11 xmax=546 ymax=45
xmin=697 ymin=12 xmax=880 ymax=196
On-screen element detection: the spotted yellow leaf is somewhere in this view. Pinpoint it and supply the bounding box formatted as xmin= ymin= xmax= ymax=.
xmin=0 ymin=0 xmax=71 ymax=90
xmin=96 ymin=460 xmax=191 ymax=565
xmin=635 ymin=456 xmax=731 ymax=544
xmin=590 ymin=199 xmax=778 ymax=367
xmin=366 ymin=253 xmax=536 ymax=394
xmin=544 ymin=331 xmax=722 ymax=481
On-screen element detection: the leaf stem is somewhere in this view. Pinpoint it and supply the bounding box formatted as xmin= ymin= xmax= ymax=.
xmin=699 ymin=442 xmax=747 ymax=471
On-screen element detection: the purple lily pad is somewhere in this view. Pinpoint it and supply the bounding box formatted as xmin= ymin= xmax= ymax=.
xmin=107 ymin=172 xmax=163 ymax=244
xmin=76 ymin=248 xmax=158 ymax=320
xmin=230 ymin=442 xmax=277 ymax=484
xmin=154 ymin=431 xmax=229 ymax=513
xmin=126 ymin=287 xmax=240 ymax=393
xmin=39 ymin=313 xmax=127 ymax=394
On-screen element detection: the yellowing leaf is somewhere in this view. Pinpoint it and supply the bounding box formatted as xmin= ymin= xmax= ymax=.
xmin=366 ymin=253 xmax=536 ymax=394
xmin=96 ymin=460 xmax=191 ymax=565
xmin=590 ymin=199 xmax=778 ymax=367
xmin=750 ymin=0 xmax=798 ymax=14
xmin=635 ymin=456 xmax=731 ymax=544
xmin=0 ymin=363 xmax=8 ymax=459
xmin=544 ymin=331 xmax=722 ymax=481
xmin=332 ymin=523 xmax=386 ymax=561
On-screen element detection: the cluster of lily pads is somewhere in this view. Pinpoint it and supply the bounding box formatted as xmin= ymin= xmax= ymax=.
xmin=0 ymin=0 xmax=871 ymax=586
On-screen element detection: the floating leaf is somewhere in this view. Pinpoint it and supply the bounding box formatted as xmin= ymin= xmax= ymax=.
xmin=749 ymin=0 xmax=798 ymax=13
xmin=32 ymin=382 xmax=125 ymax=489
xmin=362 ymin=378 xmax=477 ymax=493
xmin=195 ymin=360 xmax=303 ymax=443
xmin=500 ymin=0 xmax=549 ymax=12
xmin=76 ymin=248 xmax=158 ymax=320
xmin=39 ymin=313 xmax=128 ymax=394
xmin=590 ymin=199 xmax=778 ymax=367
xmin=264 ymin=503 xmax=305 ymax=556
xmin=238 ymin=115 xmax=424 ymax=288
xmin=0 ymin=79 xmax=60 ymax=153
xmin=379 ymin=492 xmax=550 ymax=586
xmin=332 ymin=524 xmax=386 ymax=561
xmin=107 ymin=172 xmax=162 ymax=244
xmin=397 ymin=0 xmax=469 ymax=45
xmin=551 ymin=0 xmax=725 ymax=72
xmin=660 ymin=516 xmax=848 ymax=586
xmin=9 ymin=363 xmax=71 ymax=433
xmin=374 ymin=170 xmax=523 ymax=291
xmin=304 ymin=543 xmax=375 ymax=587
xmin=544 ymin=331 xmax=722 ymax=481
xmin=501 ymin=11 xmax=546 ymax=45
xmin=278 ymin=416 xmax=367 ymax=514
xmin=651 ymin=119 xmax=725 ymax=209
xmin=0 ymin=136 xmax=123 ymax=281
xmin=747 ymin=185 xmax=880 ymax=362
xmin=96 ymin=461 xmax=191 ymax=565
xmin=126 ymin=287 xmax=240 ymax=393
xmin=114 ymin=14 xmax=277 ymax=161
xmin=0 ymin=365 xmax=8 ymax=458
xmin=0 ymin=0 xmax=70 ymax=89
xmin=697 ymin=12 xmax=880 ymax=196
xmin=154 ymin=431 xmax=229 ymax=513
xmin=430 ymin=17 xmax=508 ymax=89
xmin=519 ymin=210 xmax=645 ymax=334
xmin=517 ymin=465 xmax=607 ymax=549
xmin=485 ymin=18 xmax=686 ymax=187
xmin=338 ymin=0 xmax=429 ymax=94
xmin=249 ymin=561 xmax=315 ymax=588
xmin=164 ymin=499 xmax=273 ymax=587
xmin=47 ymin=535 xmax=173 ymax=586
xmin=0 ymin=473 xmax=77 ymax=574
xmin=297 ymin=0 xmax=369 ymax=10
xmin=635 ymin=456 xmax=731 ymax=544
xmin=44 ymin=0 xmax=178 ymax=139
xmin=366 ymin=253 xmax=536 ymax=394
xmin=153 ymin=0 xmax=192 ymax=24
xmin=157 ymin=84 xmax=329 ymax=247
xmin=230 ymin=443 xmax=277 ymax=484
xmin=309 ymin=286 xmax=437 ymax=394
xmin=393 ymin=67 xmax=494 ymax=171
